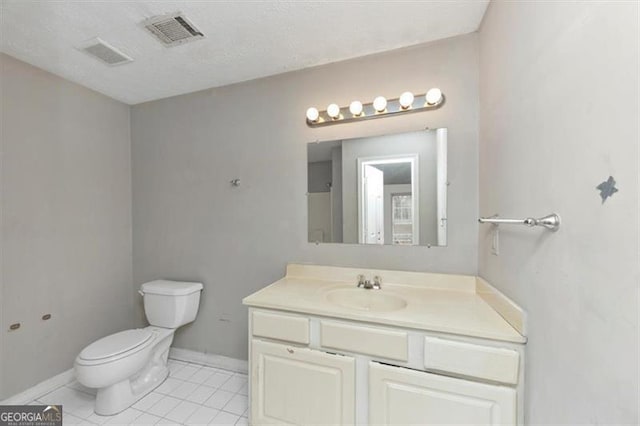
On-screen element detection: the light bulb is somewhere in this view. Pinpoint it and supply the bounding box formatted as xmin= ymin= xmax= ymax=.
xmin=327 ymin=103 xmax=341 ymax=119
xmin=426 ymin=88 xmax=443 ymax=106
xmin=349 ymin=100 xmax=363 ymax=116
xmin=399 ymin=91 xmax=414 ymax=109
xmin=373 ymin=96 xmax=387 ymax=112
xmin=306 ymin=107 xmax=319 ymax=122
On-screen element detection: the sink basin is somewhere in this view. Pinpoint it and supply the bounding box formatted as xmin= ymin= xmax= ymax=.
xmin=325 ymin=288 xmax=407 ymax=312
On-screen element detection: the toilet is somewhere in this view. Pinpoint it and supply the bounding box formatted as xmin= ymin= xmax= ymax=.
xmin=74 ymin=280 xmax=203 ymax=415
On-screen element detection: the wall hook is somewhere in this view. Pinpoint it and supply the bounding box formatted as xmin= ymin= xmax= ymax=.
xmin=230 ymin=179 xmax=240 ymax=187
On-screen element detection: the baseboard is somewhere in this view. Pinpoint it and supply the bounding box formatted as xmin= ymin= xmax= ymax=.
xmin=0 ymin=368 xmax=75 ymax=405
xmin=169 ymin=347 xmax=248 ymax=374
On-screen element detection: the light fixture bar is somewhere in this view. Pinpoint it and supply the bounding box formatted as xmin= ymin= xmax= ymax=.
xmin=306 ymin=89 xmax=445 ymax=127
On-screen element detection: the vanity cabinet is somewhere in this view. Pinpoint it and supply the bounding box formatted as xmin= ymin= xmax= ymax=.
xmin=369 ymin=362 xmax=516 ymax=425
xmin=250 ymin=339 xmax=355 ymax=425
xmin=244 ymin=264 xmax=527 ymax=425
xmin=248 ymin=309 xmax=524 ymax=425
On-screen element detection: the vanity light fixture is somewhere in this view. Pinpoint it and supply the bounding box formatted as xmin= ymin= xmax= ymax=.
xmin=426 ymin=88 xmax=443 ymax=106
xmin=306 ymin=107 xmax=320 ymax=122
xmin=399 ymin=91 xmax=414 ymax=109
xmin=349 ymin=100 xmax=364 ymax=116
xmin=306 ymin=88 xmax=445 ymax=127
xmin=373 ymin=96 xmax=387 ymax=112
xmin=327 ymin=103 xmax=341 ymax=119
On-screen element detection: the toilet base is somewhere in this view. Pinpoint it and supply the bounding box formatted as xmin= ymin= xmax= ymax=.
xmin=95 ymin=367 xmax=168 ymax=415
xmin=93 ymin=327 xmax=174 ymax=416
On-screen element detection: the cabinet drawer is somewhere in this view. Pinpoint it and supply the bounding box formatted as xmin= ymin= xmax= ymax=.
xmin=320 ymin=320 xmax=408 ymax=361
xmin=252 ymin=311 xmax=309 ymax=344
xmin=424 ymin=337 xmax=520 ymax=384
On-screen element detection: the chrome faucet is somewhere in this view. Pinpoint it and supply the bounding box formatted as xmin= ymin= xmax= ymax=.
xmin=357 ymin=274 xmax=382 ymax=290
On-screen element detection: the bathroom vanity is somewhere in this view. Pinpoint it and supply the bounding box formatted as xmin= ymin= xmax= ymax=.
xmin=243 ymin=264 xmax=527 ymax=425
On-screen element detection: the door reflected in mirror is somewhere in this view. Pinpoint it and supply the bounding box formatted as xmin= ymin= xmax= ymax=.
xmin=307 ymin=129 xmax=447 ymax=247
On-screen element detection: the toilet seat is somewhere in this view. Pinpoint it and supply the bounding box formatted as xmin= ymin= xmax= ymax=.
xmin=77 ymin=329 xmax=154 ymax=365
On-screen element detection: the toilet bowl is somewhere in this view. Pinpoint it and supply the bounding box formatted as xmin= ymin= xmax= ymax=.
xmin=74 ymin=280 xmax=203 ymax=415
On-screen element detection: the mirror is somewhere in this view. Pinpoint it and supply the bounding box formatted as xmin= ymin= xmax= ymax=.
xmin=307 ymin=129 xmax=448 ymax=246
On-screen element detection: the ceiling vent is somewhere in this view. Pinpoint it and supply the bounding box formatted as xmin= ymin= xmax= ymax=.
xmin=142 ymin=12 xmax=204 ymax=47
xmin=77 ymin=38 xmax=133 ymax=66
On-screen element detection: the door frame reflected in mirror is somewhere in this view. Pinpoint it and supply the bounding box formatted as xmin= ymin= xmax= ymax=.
xmin=356 ymin=154 xmax=419 ymax=245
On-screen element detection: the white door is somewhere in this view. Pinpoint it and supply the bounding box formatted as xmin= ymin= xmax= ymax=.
xmin=363 ymin=165 xmax=384 ymax=244
xmin=251 ymin=339 xmax=355 ymax=425
xmin=369 ymin=362 xmax=516 ymax=425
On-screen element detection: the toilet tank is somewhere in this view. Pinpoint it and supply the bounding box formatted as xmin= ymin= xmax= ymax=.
xmin=141 ymin=280 xmax=203 ymax=329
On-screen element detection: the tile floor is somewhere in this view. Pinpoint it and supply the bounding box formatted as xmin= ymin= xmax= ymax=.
xmin=29 ymin=359 xmax=249 ymax=425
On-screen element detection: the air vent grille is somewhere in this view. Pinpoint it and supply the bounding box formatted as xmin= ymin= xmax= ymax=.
xmin=143 ymin=13 xmax=204 ymax=47
xmin=78 ymin=38 xmax=133 ymax=66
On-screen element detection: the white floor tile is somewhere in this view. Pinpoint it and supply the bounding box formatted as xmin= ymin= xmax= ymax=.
xmin=40 ymin=386 xmax=95 ymax=419
xmin=222 ymin=394 xmax=248 ymax=416
xmin=147 ymin=396 xmax=182 ymax=418
xmin=203 ymin=390 xmax=234 ymax=410
xmin=105 ymin=408 xmax=143 ymax=425
xmin=65 ymin=413 xmax=95 ymax=424
xmin=210 ymin=411 xmax=240 ymax=426
xmin=186 ymin=385 xmax=217 ymax=405
xmin=11 ymin=362 xmax=250 ymax=426
xmin=185 ymin=406 xmax=219 ymax=426
xmin=165 ymin=400 xmax=200 ymax=423
xmin=187 ymin=367 xmax=217 ymax=384
xmin=237 ymin=383 xmax=248 ymax=396
xmin=72 ymin=405 xmax=98 ymax=421
xmin=131 ymin=412 xmax=162 ymax=425
xmin=219 ymin=376 xmax=246 ymax=394
xmin=155 ymin=418 xmax=182 ymax=426
xmin=172 ymin=365 xmax=201 ymax=381
xmin=169 ymin=363 xmax=186 ymax=377
xmin=155 ymin=378 xmax=183 ymax=395
xmin=235 ymin=417 xmax=248 ymax=426
xmin=86 ymin=412 xmax=117 ymax=425
xmin=171 ymin=381 xmax=199 ymax=399
xmin=204 ymin=372 xmax=232 ymax=388
xmin=133 ymin=392 xmax=164 ymax=411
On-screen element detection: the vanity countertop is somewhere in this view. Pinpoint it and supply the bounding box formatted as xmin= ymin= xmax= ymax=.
xmin=243 ymin=264 xmax=526 ymax=344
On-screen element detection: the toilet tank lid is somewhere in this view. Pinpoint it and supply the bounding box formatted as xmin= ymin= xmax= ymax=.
xmin=141 ymin=280 xmax=203 ymax=296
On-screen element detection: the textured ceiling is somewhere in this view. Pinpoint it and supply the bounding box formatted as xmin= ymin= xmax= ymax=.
xmin=0 ymin=1 xmax=488 ymax=105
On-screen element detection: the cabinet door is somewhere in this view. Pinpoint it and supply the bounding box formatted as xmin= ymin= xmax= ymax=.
xmin=251 ymin=339 xmax=355 ymax=425
xmin=369 ymin=362 xmax=516 ymax=425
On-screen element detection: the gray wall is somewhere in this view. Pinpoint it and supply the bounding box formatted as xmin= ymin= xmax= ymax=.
xmin=340 ymin=131 xmax=438 ymax=245
xmin=478 ymin=2 xmax=638 ymax=424
xmin=0 ymin=54 xmax=134 ymax=398
xmin=131 ymin=33 xmax=479 ymax=359
xmin=307 ymin=161 xmax=332 ymax=193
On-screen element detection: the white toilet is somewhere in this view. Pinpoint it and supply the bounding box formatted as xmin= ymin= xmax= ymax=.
xmin=74 ymin=280 xmax=203 ymax=415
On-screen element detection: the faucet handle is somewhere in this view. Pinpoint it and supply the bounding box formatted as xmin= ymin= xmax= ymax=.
xmin=357 ymin=274 xmax=366 ymax=287
xmin=373 ymin=276 xmax=382 ymax=289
